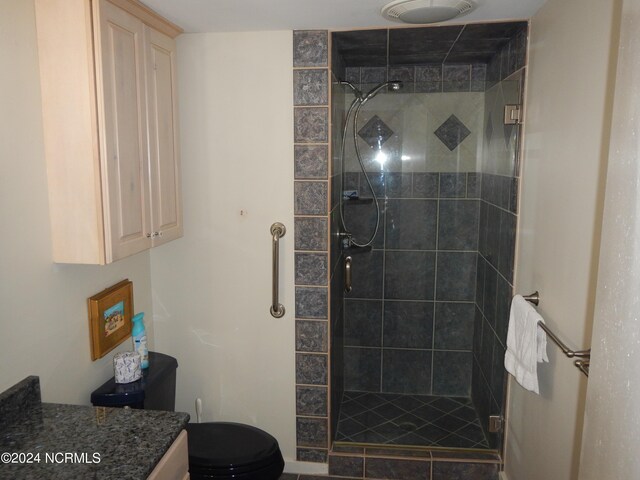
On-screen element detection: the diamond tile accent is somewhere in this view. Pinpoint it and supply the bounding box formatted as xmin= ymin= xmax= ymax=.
xmin=504 ymin=123 xmax=515 ymax=149
xmin=335 ymin=392 xmax=489 ymax=448
xmin=358 ymin=115 xmax=394 ymax=148
xmin=485 ymin=116 xmax=494 ymax=142
xmin=434 ymin=114 xmax=471 ymax=151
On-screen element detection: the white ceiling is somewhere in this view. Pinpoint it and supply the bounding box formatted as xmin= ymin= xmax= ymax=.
xmin=141 ymin=0 xmax=546 ymax=33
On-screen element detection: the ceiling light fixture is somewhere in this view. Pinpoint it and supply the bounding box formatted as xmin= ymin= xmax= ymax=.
xmin=381 ymin=0 xmax=476 ymax=24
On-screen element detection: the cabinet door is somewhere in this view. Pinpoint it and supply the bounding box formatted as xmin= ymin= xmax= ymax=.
xmin=96 ymin=0 xmax=152 ymax=262
xmin=145 ymin=26 xmax=183 ymax=246
xmin=146 ymin=430 xmax=189 ymax=480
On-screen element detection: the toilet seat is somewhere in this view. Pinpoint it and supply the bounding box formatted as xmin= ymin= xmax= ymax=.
xmin=186 ymin=422 xmax=284 ymax=480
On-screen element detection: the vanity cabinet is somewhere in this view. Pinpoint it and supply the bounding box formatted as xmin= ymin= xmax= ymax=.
xmin=147 ymin=430 xmax=190 ymax=480
xmin=35 ymin=0 xmax=182 ymax=264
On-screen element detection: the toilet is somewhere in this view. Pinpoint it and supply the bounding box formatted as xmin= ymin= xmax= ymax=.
xmin=91 ymin=352 xmax=285 ymax=480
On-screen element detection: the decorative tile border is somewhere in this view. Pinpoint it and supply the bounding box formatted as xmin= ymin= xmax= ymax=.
xmin=327 ymin=445 xmax=501 ymax=479
xmin=293 ymin=30 xmax=331 ymax=463
xmin=345 ymin=63 xmax=487 ymax=93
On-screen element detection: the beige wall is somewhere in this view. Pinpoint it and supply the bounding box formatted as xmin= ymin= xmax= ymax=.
xmin=0 ymin=0 xmax=154 ymax=404
xmin=150 ymin=31 xmax=298 ymax=464
xmin=579 ymin=0 xmax=640 ymax=477
xmin=506 ymin=0 xmax=620 ymax=479
xmin=3 ymin=1 xmax=298 ymax=465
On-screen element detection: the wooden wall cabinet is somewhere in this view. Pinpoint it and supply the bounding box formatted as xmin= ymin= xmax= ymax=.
xmin=35 ymin=0 xmax=183 ymax=264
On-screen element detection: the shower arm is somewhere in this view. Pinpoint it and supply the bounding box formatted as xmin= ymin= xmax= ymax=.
xmin=338 ymin=80 xmax=363 ymax=100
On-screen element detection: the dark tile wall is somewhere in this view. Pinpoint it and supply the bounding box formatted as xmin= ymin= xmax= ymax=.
xmin=486 ymin=28 xmax=528 ymax=89
xmin=345 ymin=63 xmax=486 ymax=93
xmin=334 ymin=23 xmax=527 ymax=66
xmin=342 ymin=172 xmax=479 ymax=397
xmin=294 ymin=30 xmax=331 ymax=463
xmin=326 ymin=22 xmax=527 ymax=458
xmin=472 ymin=30 xmax=527 ymax=450
xmin=471 ymin=172 xmax=518 ymax=451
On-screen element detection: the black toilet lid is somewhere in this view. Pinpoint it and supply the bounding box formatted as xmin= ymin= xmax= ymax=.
xmin=186 ymin=422 xmax=282 ymax=470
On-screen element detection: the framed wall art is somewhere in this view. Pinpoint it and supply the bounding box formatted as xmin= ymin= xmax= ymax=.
xmin=88 ymin=279 xmax=133 ymax=360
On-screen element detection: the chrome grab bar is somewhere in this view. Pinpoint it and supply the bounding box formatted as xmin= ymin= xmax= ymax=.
xmin=270 ymin=222 xmax=286 ymax=318
xmin=344 ymin=256 xmax=352 ymax=293
xmin=523 ymin=291 xmax=591 ymax=376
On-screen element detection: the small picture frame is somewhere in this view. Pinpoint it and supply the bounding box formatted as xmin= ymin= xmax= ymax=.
xmin=88 ymin=279 xmax=134 ymax=360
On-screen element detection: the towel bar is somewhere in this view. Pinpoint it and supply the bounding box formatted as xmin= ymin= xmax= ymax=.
xmin=523 ymin=291 xmax=590 ymax=377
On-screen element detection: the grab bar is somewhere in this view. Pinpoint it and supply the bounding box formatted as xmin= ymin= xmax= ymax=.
xmin=523 ymin=291 xmax=591 ymax=376
xmin=344 ymin=256 xmax=352 ymax=293
xmin=270 ymin=222 xmax=286 ymax=318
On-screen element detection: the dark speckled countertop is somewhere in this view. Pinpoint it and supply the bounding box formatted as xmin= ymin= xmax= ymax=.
xmin=0 ymin=377 xmax=189 ymax=480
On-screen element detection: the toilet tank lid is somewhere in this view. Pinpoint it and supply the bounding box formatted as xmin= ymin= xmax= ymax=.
xmin=90 ymin=352 xmax=178 ymax=407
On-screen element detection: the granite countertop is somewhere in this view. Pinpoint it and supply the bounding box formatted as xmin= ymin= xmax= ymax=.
xmin=0 ymin=377 xmax=189 ymax=480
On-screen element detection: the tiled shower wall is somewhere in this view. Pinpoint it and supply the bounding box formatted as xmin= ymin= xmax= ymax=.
xmin=335 ymin=54 xmax=487 ymax=398
xmin=332 ymin=23 xmax=527 ymax=451
xmin=472 ymin=30 xmax=527 ymax=449
xmin=342 ymin=172 xmax=480 ymax=397
xmin=293 ymin=30 xmax=331 ymax=463
xmin=290 ymin=25 xmax=527 ymax=459
xmin=343 ymin=63 xmax=487 ymax=94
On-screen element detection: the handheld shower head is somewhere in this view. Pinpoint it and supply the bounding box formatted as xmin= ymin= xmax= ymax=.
xmin=338 ymin=78 xmax=402 ymax=248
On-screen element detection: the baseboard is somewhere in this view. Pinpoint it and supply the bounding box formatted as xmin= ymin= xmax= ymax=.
xmin=499 ymin=471 xmax=509 ymax=480
xmin=283 ymin=460 xmax=329 ymax=475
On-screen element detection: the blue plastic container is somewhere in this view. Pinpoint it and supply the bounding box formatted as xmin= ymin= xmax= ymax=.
xmin=131 ymin=312 xmax=149 ymax=369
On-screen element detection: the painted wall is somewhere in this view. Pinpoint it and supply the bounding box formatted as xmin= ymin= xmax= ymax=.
xmin=0 ymin=0 xmax=154 ymax=404
xmin=579 ymin=0 xmax=640 ymax=477
xmin=150 ymin=31 xmax=297 ymax=462
xmin=505 ymin=0 xmax=620 ymax=478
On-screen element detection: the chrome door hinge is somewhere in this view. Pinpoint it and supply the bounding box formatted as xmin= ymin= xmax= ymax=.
xmin=504 ymin=104 xmax=522 ymax=125
xmin=489 ymin=415 xmax=504 ymax=433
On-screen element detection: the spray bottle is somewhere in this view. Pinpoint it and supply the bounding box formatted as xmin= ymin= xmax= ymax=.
xmin=131 ymin=312 xmax=149 ymax=369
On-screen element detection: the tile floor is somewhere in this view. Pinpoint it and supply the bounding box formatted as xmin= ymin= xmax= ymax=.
xmin=334 ymin=391 xmax=489 ymax=449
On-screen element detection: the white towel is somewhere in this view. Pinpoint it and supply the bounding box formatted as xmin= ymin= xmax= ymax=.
xmin=504 ymin=295 xmax=549 ymax=394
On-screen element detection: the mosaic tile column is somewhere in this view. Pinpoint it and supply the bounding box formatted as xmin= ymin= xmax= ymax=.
xmin=293 ymin=30 xmax=331 ymax=464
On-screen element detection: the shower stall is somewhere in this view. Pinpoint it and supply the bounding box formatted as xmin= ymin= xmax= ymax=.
xmin=329 ymin=22 xmax=527 ymax=452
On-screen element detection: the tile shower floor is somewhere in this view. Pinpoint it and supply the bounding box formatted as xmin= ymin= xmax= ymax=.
xmin=335 ymin=391 xmax=489 ymax=449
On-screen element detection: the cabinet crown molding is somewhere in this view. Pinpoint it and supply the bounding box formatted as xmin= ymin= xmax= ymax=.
xmin=106 ymin=0 xmax=183 ymax=38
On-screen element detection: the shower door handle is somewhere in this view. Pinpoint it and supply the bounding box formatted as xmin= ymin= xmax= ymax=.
xmin=344 ymin=256 xmax=353 ymax=293
xmin=270 ymin=222 xmax=286 ymax=318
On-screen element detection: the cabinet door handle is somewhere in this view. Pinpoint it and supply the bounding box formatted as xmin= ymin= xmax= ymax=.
xmin=270 ymin=222 xmax=286 ymax=318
